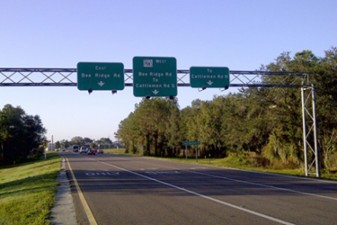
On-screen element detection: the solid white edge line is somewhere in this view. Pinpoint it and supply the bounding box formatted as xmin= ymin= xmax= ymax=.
xmin=188 ymin=170 xmax=337 ymax=201
xmin=99 ymin=160 xmax=295 ymax=225
xmin=142 ymin=157 xmax=337 ymax=201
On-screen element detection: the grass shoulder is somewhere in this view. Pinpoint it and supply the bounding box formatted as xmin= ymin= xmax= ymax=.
xmin=0 ymin=152 xmax=61 ymax=225
xmin=104 ymin=148 xmax=141 ymax=156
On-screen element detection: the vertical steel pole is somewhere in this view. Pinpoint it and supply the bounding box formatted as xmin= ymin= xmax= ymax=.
xmin=301 ymin=87 xmax=309 ymax=176
xmin=195 ymin=146 xmax=197 ymax=162
xmin=52 ymin=135 xmax=54 ymax=151
xmin=311 ymin=84 xmax=320 ymax=177
xmin=185 ymin=144 xmax=187 ymax=160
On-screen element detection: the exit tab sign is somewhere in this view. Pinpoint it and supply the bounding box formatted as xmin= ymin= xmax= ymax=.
xmin=77 ymin=62 xmax=124 ymax=91
xmin=133 ymin=57 xmax=177 ymax=97
xmin=190 ymin=67 xmax=230 ymax=88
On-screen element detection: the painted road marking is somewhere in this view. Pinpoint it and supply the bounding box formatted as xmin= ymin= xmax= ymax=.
xmin=85 ymin=171 xmax=120 ymax=176
xmin=66 ymin=158 xmax=98 ymax=225
xmin=98 ymin=160 xmax=294 ymax=225
xmin=141 ymin=159 xmax=337 ymax=201
xmin=145 ymin=170 xmax=180 ymax=175
xmin=187 ymin=170 xmax=337 ymax=202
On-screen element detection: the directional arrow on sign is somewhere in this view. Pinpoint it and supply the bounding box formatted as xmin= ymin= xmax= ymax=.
xmin=133 ymin=57 xmax=177 ymax=97
xmin=77 ymin=62 xmax=124 ymax=91
xmin=98 ymin=81 xmax=105 ymax=87
xmin=207 ymin=80 xmax=213 ymax=86
xmin=190 ymin=66 xmax=230 ymax=88
xmin=153 ymin=89 xmax=159 ymax=95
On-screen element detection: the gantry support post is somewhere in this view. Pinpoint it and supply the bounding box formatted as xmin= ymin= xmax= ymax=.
xmin=301 ymin=84 xmax=320 ymax=177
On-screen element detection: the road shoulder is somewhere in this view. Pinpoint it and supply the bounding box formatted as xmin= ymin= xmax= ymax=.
xmin=50 ymin=158 xmax=77 ymax=225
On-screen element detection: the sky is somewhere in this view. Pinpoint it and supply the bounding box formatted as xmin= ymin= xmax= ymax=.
xmin=1 ymin=0 xmax=336 ymax=142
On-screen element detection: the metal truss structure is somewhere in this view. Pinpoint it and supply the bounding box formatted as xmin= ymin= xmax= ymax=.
xmin=0 ymin=68 xmax=319 ymax=177
xmin=0 ymin=68 xmax=310 ymax=88
xmin=301 ymin=84 xmax=320 ymax=177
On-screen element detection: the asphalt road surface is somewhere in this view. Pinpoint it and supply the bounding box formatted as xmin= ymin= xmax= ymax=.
xmin=62 ymin=152 xmax=337 ymax=225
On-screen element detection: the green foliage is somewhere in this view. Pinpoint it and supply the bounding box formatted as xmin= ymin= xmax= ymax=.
xmin=115 ymin=98 xmax=181 ymax=156
xmin=117 ymin=47 xmax=337 ymax=170
xmin=0 ymin=152 xmax=60 ymax=225
xmin=0 ymin=105 xmax=46 ymax=164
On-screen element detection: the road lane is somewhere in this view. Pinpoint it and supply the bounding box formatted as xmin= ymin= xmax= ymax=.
xmin=64 ymin=152 xmax=337 ymax=225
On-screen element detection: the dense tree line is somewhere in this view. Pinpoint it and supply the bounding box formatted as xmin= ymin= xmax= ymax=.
xmin=54 ymin=137 xmax=116 ymax=149
xmin=0 ymin=104 xmax=46 ymax=164
xmin=116 ymin=48 xmax=337 ymax=172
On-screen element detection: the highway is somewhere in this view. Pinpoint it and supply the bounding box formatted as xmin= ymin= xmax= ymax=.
xmin=62 ymin=152 xmax=337 ymax=225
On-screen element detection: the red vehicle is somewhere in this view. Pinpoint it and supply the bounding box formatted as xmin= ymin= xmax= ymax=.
xmin=87 ymin=149 xmax=96 ymax=155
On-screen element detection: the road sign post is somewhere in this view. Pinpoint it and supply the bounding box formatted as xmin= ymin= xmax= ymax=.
xmin=183 ymin=140 xmax=200 ymax=161
xmin=190 ymin=66 xmax=230 ymax=89
xmin=133 ymin=57 xmax=177 ymax=97
xmin=185 ymin=144 xmax=188 ymax=160
xmin=77 ymin=62 xmax=124 ymax=91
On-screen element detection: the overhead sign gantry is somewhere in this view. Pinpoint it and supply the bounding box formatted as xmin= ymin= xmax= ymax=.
xmin=0 ymin=59 xmax=319 ymax=177
xmin=76 ymin=57 xmax=231 ymax=97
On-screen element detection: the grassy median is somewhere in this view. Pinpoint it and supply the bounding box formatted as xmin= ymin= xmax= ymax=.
xmin=0 ymin=153 xmax=61 ymax=225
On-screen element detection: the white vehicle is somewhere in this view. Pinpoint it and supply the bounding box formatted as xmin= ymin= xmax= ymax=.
xmin=79 ymin=146 xmax=89 ymax=154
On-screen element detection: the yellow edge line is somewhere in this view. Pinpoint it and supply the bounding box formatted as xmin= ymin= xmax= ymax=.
xmin=65 ymin=157 xmax=98 ymax=225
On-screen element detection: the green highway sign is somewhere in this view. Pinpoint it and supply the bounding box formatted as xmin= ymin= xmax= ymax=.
xmin=77 ymin=62 xmax=124 ymax=91
xmin=190 ymin=66 xmax=230 ymax=88
xmin=133 ymin=57 xmax=177 ymax=97
xmin=183 ymin=140 xmax=200 ymax=146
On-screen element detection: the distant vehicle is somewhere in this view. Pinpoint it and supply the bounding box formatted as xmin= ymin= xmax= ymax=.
xmin=96 ymin=149 xmax=104 ymax=154
xmin=79 ymin=146 xmax=89 ymax=154
xmin=72 ymin=145 xmax=79 ymax=152
xmin=87 ymin=149 xmax=96 ymax=155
